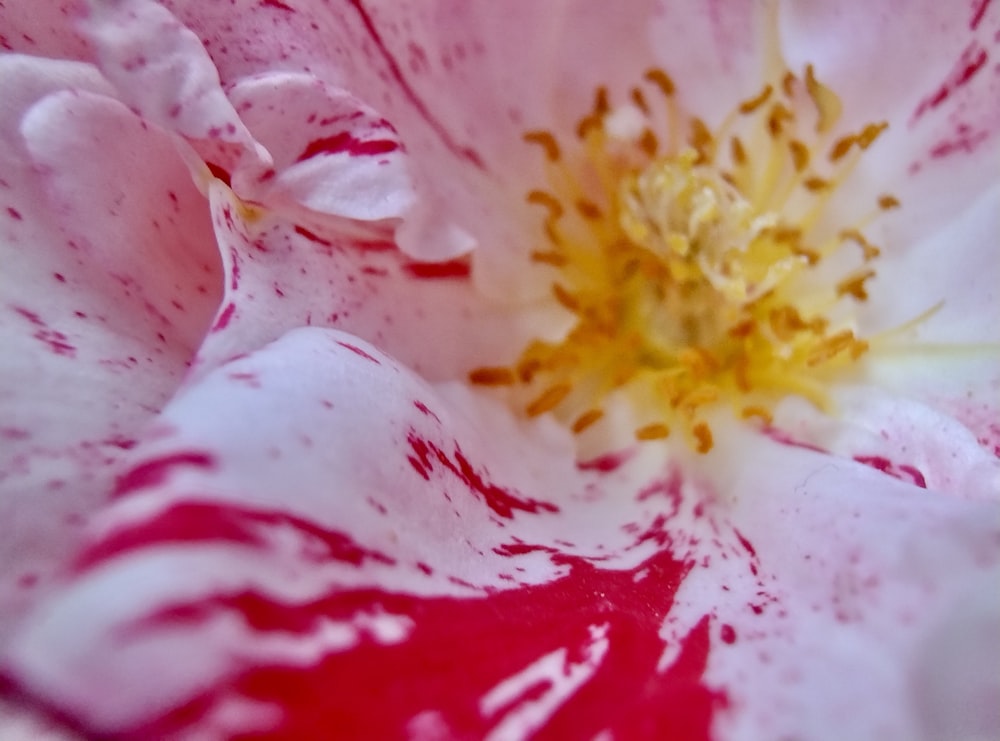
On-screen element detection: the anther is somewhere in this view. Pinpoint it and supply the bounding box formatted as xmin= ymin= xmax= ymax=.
xmin=644 ymin=68 xmax=675 ymax=97
xmin=636 ymin=423 xmax=671 ymax=441
xmin=523 ymin=130 xmax=561 ymax=162
xmin=469 ymin=367 xmax=516 ymax=386
xmin=693 ymin=422 xmax=714 ymax=453
xmin=836 ymin=268 xmax=877 ymax=301
xmin=527 ymin=383 xmax=572 ymax=417
xmin=572 ymin=409 xmax=604 ymax=434
xmin=526 ymin=190 xmax=564 ymax=218
xmin=739 ymin=84 xmax=774 ymax=114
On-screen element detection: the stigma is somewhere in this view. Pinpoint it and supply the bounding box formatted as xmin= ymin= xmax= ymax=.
xmin=471 ymin=63 xmax=900 ymax=453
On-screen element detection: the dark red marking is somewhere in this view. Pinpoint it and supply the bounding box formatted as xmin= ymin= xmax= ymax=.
xmin=296 ymin=133 xmax=399 ymax=162
xmin=719 ymin=624 xmax=736 ymax=645
xmin=402 ymin=258 xmax=471 ymax=279
xmin=911 ymin=43 xmax=988 ymax=122
xmin=853 ymin=456 xmax=928 ymax=488
xmin=12 ymin=306 xmax=44 ymax=326
xmin=211 ymin=302 xmax=236 ymax=332
xmin=763 ymin=427 xmax=826 ymax=453
xmin=228 ymin=247 xmax=241 ymax=291
xmin=577 ymin=450 xmax=633 ymax=473
xmin=294 ymin=225 xmax=333 ymax=247
xmin=336 ymin=341 xmax=380 ymax=364
xmin=407 ymin=432 xmax=559 ymax=519
xmin=413 ymin=400 xmax=441 ymax=423
xmin=971 ymin=0 xmax=992 ymax=29
xmin=260 ymin=0 xmax=294 ymax=10
xmin=74 ymin=501 xmax=394 ymax=573
xmin=733 ymin=529 xmax=757 ymax=560
xmin=18 ymin=537 xmax=725 ymax=740
xmin=929 ymin=124 xmax=990 ymax=158
xmin=7 ymin=207 xmax=22 ymax=220
xmin=344 ymin=0 xmax=486 ymax=170
xmin=112 ymin=452 xmax=216 ymax=498
xmin=205 ymin=162 xmax=232 ymax=187
xmin=34 ymin=329 xmax=75 ymax=357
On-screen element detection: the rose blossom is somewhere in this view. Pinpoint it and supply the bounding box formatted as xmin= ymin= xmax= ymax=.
xmin=0 ymin=0 xmax=998 ymax=739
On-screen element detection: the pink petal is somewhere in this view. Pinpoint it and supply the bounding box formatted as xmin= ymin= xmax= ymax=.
xmin=0 ymin=54 xmax=221 ymax=633
xmin=227 ymin=72 xmax=414 ymax=220
xmin=0 ymin=0 xmax=92 ymax=60
xmin=192 ymin=183 xmax=563 ymax=382
xmin=4 ymin=330 xmax=998 ymax=739
xmin=80 ymin=0 xmax=270 ymax=171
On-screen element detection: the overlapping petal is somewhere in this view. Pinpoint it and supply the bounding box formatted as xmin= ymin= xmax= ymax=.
xmin=1 ymin=0 xmax=998 ymax=739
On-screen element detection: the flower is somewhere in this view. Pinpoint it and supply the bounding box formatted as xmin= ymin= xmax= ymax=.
xmin=1 ymin=1 xmax=999 ymax=739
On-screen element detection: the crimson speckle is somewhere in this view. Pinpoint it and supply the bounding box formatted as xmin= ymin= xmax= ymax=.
xmin=577 ymin=450 xmax=633 ymax=473
xmin=6 ymin=207 xmax=22 ymax=220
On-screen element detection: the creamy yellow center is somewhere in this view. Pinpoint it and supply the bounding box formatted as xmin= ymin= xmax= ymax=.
xmin=471 ymin=64 xmax=901 ymax=453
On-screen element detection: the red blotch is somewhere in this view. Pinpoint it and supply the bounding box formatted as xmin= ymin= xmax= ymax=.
xmin=211 ymin=302 xmax=236 ymax=332
xmin=336 ymin=341 xmax=380 ymax=364
xmin=205 ymin=162 xmax=232 ymax=187
xmin=407 ymin=432 xmax=559 ymax=519
xmin=112 ymin=452 xmax=216 ymax=498
xmin=577 ymin=451 xmax=633 ymax=473
xmin=402 ymin=258 xmax=471 ymax=280
xmin=7 ymin=207 xmax=22 ymax=220
xmin=929 ymin=123 xmax=990 ymax=158
xmin=719 ymin=623 xmax=737 ymax=645
xmin=260 ymin=0 xmax=294 ymax=10
xmin=57 ymin=546 xmax=723 ymax=739
xmin=911 ymin=42 xmax=989 ymax=123
xmin=296 ymin=133 xmax=399 ymax=162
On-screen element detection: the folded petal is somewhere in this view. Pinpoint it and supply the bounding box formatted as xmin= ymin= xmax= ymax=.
xmin=0 ymin=54 xmax=221 ymax=634
xmin=4 ymin=328 xmax=998 ymax=740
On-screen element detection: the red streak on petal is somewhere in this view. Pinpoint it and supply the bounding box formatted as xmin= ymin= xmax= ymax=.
xmin=293 ymin=225 xmax=333 ymax=248
xmin=112 ymin=452 xmax=216 ymax=498
xmin=407 ymin=432 xmax=559 ymax=518
xmin=211 ymin=302 xmax=236 ymax=332
xmin=12 ymin=306 xmax=44 ymax=326
xmin=336 ymin=341 xmax=381 ymax=364
xmin=296 ymin=133 xmax=399 ymax=162
xmin=853 ymin=455 xmax=927 ymax=488
xmin=911 ymin=42 xmax=988 ymax=123
xmin=260 ymin=0 xmax=294 ymax=10
xmin=344 ymin=0 xmax=486 ymax=170
xmin=69 ymin=548 xmax=724 ymax=739
xmin=74 ymin=501 xmax=394 ymax=573
xmin=402 ymin=258 xmax=471 ymax=279
xmin=971 ymin=0 xmax=992 ymax=29
xmin=733 ymin=529 xmax=757 ymax=559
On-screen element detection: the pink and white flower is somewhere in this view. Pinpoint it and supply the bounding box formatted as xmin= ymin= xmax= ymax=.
xmin=1 ymin=1 xmax=998 ymax=739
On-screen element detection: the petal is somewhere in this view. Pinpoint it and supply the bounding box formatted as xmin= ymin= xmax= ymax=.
xmin=0 ymin=54 xmax=221 ymax=633
xmin=0 ymin=0 xmax=92 ymax=60
xmin=227 ymin=72 xmax=414 ymax=221
xmin=80 ymin=0 xmax=269 ymax=170
xmin=780 ymin=1 xmax=1000 ymax=247
xmin=191 ymin=183 xmax=565 ymax=382
xmin=4 ymin=329 xmax=998 ymax=739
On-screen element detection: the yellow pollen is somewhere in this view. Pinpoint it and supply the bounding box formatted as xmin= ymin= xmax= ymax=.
xmin=477 ymin=59 xmax=909 ymax=454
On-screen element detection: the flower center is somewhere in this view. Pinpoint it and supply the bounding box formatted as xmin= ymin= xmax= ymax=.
xmin=471 ymin=64 xmax=900 ymax=453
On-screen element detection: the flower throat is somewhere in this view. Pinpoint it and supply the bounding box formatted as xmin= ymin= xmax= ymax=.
xmin=470 ymin=63 xmax=900 ymax=453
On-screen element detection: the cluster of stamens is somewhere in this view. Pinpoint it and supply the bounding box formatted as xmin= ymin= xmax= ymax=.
xmin=470 ymin=63 xmax=901 ymax=453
